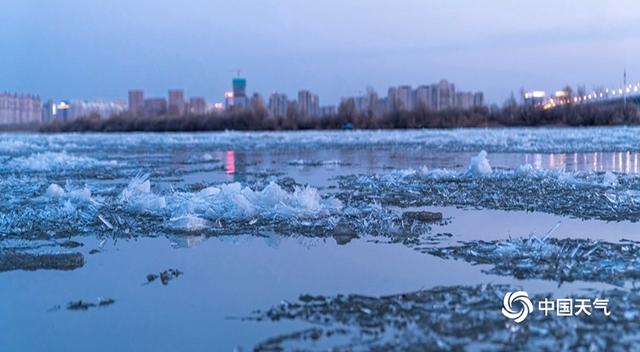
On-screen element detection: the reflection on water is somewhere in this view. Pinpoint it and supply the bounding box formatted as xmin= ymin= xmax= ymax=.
xmin=225 ymin=150 xmax=235 ymax=175
xmin=524 ymin=151 xmax=640 ymax=174
xmin=182 ymin=149 xmax=640 ymax=188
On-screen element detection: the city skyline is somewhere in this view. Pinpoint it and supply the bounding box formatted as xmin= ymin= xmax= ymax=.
xmin=3 ymin=0 xmax=640 ymax=105
xmin=5 ymin=71 xmax=640 ymax=126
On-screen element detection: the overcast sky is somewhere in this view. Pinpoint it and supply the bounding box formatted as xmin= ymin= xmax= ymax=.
xmin=2 ymin=0 xmax=639 ymax=104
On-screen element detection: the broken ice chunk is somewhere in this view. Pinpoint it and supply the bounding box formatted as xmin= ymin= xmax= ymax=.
xmin=603 ymin=171 xmax=619 ymax=187
xmin=467 ymin=150 xmax=493 ymax=176
xmin=167 ymin=215 xmax=211 ymax=232
xmin=119 ymin=174 xmax=166 ymax=212
xmin=46 ymin=184 xmax=65 ymax=198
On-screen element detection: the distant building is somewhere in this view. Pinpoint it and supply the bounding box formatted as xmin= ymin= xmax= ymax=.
xmin=42 ymin=100 xmax=57 ymax=123
xmin=128 ymin=90 xmax=145 ymax=115
xmin=232 ymin=78 xmax=247 ymax=108
xmin=365 ymin=89 xmax=381 ymax=117
xmin=55 ymin=101 xmax=71 ymax=121
xmin=144 ymin=98 xmax=167 ymax=116
xmin=297 ymin=90 xmax=319 ymax=116
xmin=523 ymin=91 xmax=546 ymax=108
xmin=354 ymin=96 xmax=367 ymax=113
xmin=355 ymin=80 xmax=482 ymax=115
xmin=0 ymin=92 xmax=41 ymax=125
xmin=224 ymin=92 xmax=234 ymax=110
xmin=168 ymin=89 xmax=185 ymax=116
xmin=69 ymin=100 xmax=126 ymax=119
xmin=414 ymin=85 xmax=434 ymax=110
xmin=188 ymin=97 xmax=207 ymax=115
xmin=553 ymin=90 xmax=571 ymax=105
xmin=42 ymin=100 xmax=125 ymax=122
xmin=385 ymin=85 xmax=411 ymax=111
xmin=353 ymin=88 xmax=382 ymax=117
xmin=434 ymin=79 xmax=455 ymax=111
xmin=387 ymin=87 xmax=398 ymax=112
xmin=212 ymin=102 xmax=225 ymax=113
xmin=455 ymin=92 xmax=474 ymax=110
xmin=249 ymin=93 xmax=266 ymax=112
xmin=473 ymin=92 xmax=484 ymax=108
xmin=268 ymin=93 xmax=288 ymax=117
xmin=319 ymin=105 xmax=337 ymax=117
xmin=397 ymin=85 xmax=413 ymax=111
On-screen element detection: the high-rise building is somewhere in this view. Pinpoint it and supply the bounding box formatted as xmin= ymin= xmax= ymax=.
xmin=268 ymin=93 xmax=288 ymax=117
xmin=397 ymin=85 xmax=413 ymax=111
xmin=168 ymin=89 xmax=185 ymax=116
xmin=55 ymin=101 xmax=71 ymax=121
xmin=297 ymin=90 xmax=319 ymax=116
xmin=379 ymin=80 xmax=482 ymax=113
xmin=224 ymin=92 xmax=234 ymax=110
xmin=352 ymin=88 xmax=381 ymax=117
xmin=387 ymin=87 xmax=398 ymax=112
xmin=232 ymin=78 xmax=247 ymax=108
xmin=42 ymin=100 xmax=56 ymax=123
xmin=0 ymin=92 xmax=41 ymax=125
xmin=354 ymin=96 xmax=367 ymax=113
xmin=249 ymin=93 xmax=266 ymax=112
xmin=414 ymin=85 xmax=434 ymax=110
xmin=434 ymin=79 xmax=455 ymax=111
xmin=473 ymin=92 xmax=484 ymax=108
xmin=144 ymin=98 xmax=167 ymax=116
xmin=523 ymin=91 xmax=546 ymax=108
xmin=455 ymin=92 xmax=474 ymax=110
xmin=188 ymin=97 xmax=207 ymax=115
xmin=128 ymin=90 xmax=145 ymax=115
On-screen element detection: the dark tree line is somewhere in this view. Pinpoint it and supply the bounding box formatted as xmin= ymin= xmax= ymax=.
xmin=40 ymin=101 xmax=640 ymax=133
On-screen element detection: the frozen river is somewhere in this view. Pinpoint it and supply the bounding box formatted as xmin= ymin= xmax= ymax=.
xmin=2 ymin=128 xmax=640 ymax=351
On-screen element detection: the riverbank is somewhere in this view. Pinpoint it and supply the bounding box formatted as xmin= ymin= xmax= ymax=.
xmin=32 ymin=101 xmax=639 ymax=133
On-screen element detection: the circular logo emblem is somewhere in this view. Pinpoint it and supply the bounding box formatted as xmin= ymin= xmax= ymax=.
xmin=502 ymin=291 xmax=533 ymax=323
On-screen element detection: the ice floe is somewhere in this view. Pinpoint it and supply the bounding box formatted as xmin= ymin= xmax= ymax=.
xmin=427 ymin=235 xmax=640 ymax=287
xmin=164 ymin=181 xmax=342 ymax=222
xmin=287 ymin=159 xmax=345 ymax=167
xmin=252 ymin=284 xmax=639 ymax=351
xmin=337 ymin=152 xmax=640 ymax=221
xmin=5 ymin=127 xmax=640 ymax=155
xmin=5 ymin=151 xmax=118 ymax=172
xmin=0 ymin=174 xmax=353 ymax=238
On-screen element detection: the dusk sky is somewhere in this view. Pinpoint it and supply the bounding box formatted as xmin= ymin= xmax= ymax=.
xmin=2 ymin=0 xmax=639 ymax=105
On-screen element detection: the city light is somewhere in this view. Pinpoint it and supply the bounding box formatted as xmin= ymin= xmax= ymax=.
xmin=524 ymin=91 xmax=545 ymax=99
